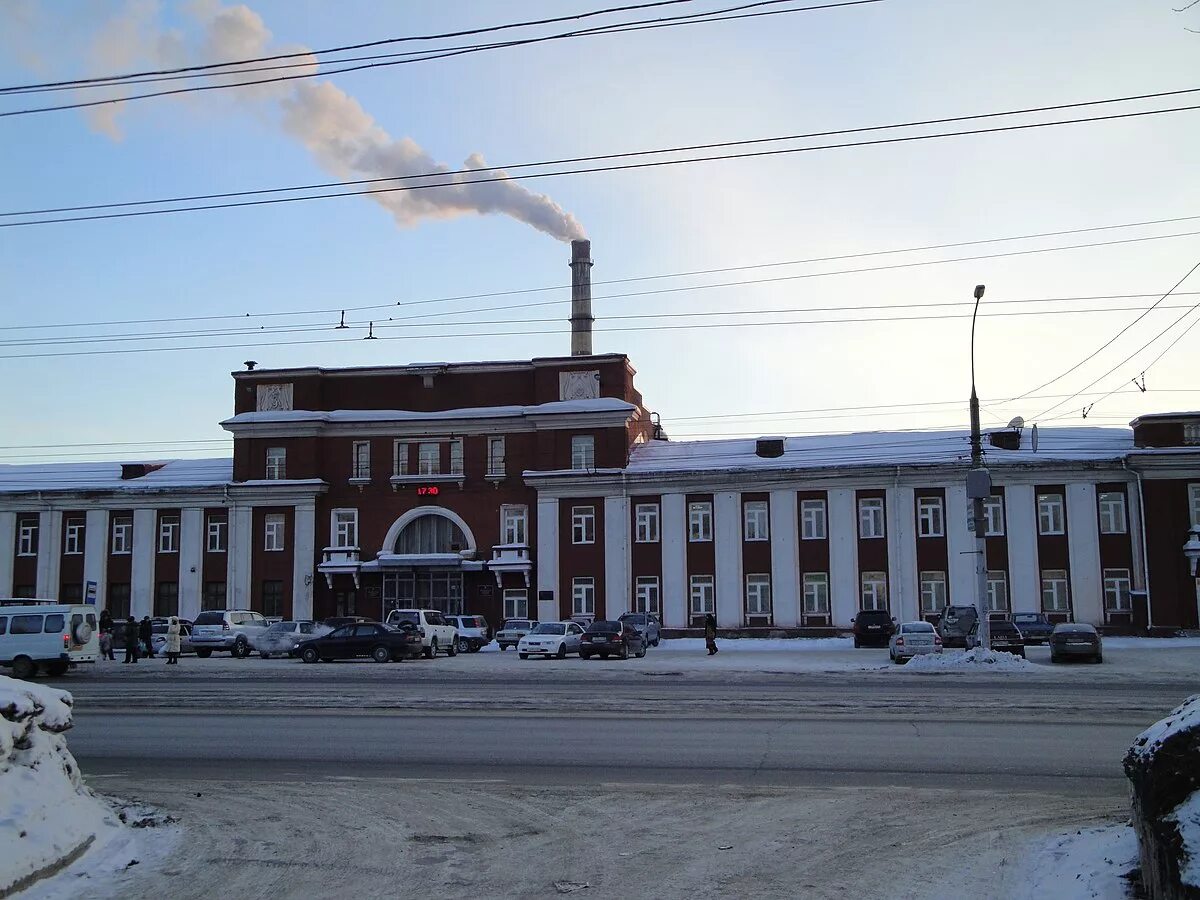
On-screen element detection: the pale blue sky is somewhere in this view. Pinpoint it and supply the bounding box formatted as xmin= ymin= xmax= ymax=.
xmin=1 ymin=0 xmax=1199 ymax=463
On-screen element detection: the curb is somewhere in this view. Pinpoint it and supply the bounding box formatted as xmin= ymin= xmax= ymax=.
xmin=0 ymin=833 xmax=96 ymax=899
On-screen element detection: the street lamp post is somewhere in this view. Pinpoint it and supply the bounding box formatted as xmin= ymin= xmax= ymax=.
xmin=1184 ymin=525 xmax=1200 ymax=629
xmin=968 ymin=284 xmax=991 ymax=651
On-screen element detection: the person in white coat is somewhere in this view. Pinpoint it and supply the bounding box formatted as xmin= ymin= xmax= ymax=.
xmin=165 ymin=616 xmax=182 ymax=665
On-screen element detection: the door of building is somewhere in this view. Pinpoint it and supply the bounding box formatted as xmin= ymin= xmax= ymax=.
xmin=334 ymin=589 xmax=357 ymax=618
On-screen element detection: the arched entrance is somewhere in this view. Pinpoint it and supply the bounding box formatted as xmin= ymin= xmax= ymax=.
xmin=377 ymin=508 xmax=478 ymax=617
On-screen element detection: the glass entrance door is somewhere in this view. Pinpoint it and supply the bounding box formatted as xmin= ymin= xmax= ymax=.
xmin=383 ymin=572 xmax=464 ymax=616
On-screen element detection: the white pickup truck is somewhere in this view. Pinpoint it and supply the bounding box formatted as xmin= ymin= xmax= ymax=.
xmin=384 ymin=609 xmax=459 ymax=658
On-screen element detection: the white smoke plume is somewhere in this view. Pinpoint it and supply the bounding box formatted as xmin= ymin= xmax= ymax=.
xmin=3 ymin=0 xmax=586 ymax=241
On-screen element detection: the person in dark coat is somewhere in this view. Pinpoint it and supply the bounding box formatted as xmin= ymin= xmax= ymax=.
xmin=704 ymin=613 xmax=719 ymax=656
xmin=123 ymin=617 xmax=139 ymax=663
xmin=99 ymin=609 xmax=116 ymax=660
xmin=139 ymin=616 xmax=154 ymax=658
xmin=99 ymin=609 xmax=113 ymax=634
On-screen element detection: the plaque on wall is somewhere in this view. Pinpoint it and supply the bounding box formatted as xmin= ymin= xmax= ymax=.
xmin=256 ymin=383 xmax=294 ymax=411
xmin=365 ymin=586 xmax=382 ymax=601
xmin=478 ymin=585 xmax=494 ymax=599
xmin=538 ymin=590 xmax=555 ymax=604
xmin=559 ymin=370 xmax=600 ymax=401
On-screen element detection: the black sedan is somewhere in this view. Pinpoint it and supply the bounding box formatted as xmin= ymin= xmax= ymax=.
xmin=1011 ymin=612 xmax=1055 ymax=645
xmin=298 ymin=622 xmax=422 ymax=663
xmin=966 ymin=618 xmax=1026 ymax=658
xmin=1049 ymin=623 xmax=1104 ymax=663
xmin=579 ymin=620 xmax=647 ymax=660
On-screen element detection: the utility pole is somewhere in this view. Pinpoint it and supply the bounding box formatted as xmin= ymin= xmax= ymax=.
xmin=968 ymin=284 xmax=991 ymax=651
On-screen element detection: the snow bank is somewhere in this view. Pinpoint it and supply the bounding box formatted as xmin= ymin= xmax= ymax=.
xmin=0 ymin=675 xmax=123 ymax=896
xmin=658 ymin=637 xmax=853 ymax=653
xmin=902 ymin=647 xmax=1036 ymax=672
xmin=1015 ymin=824 xmax=1138 ymax=900
xmin=1170 ymin=790 xmax=1200 ymax=888
xmin=1128 ymin=694 xmax=1200 ymax=763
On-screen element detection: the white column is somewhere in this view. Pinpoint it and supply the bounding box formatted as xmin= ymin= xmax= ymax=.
xmin=131 ymin=508 xmax=156 ymax=617
xmin=714 ymin=491 xmax=742 ymax=628
xmin=828 ymin=488 xmax=859 ymax=627
xmin=227 ymin=505 xmax=253 ymax=610
xmin=1067 ymin=483 xmax=1103 ymax=625
xmin=83 ymin=509 xmax=109 ymax=609
xmin=36 ymin=510 xmax=62 ymax=598
xmin=769 ymin=490 xmax=800 ymax=627
xmin=535 ymin=498 xmax=559 ymax=623
xmin=1127 ymin=482 xmax=1147 ymax=592
xmin=1006 ymin=485 xmax=1040 ymax=614
xmin=945 ymin=484 xmax=976 ymax=608
xmin=887 ymin=488 xmax=916 ymax=622
xmin=179 ymin=508 xmax=204 ymax=621
xmin=603 ymin=496 xmax=630 ymax=620
xmin=292 ymin=502 xmax=316 ymax=621
xmin=661 ymin=493 xmax=687 ymax=628
xmin=0 ymin=512 xmax=15 ymax=597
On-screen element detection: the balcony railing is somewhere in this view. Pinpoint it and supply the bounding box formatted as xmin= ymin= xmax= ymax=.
xmin=321 ymin=546 xmax=361 ymax=566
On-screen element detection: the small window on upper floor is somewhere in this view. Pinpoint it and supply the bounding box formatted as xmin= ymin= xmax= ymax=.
xmin=352 ymin=441 xmax=371 ymax=480
xmin=487 ymin=437 xmax=506 ymax=477
xmin=265 ymin=447 xmax=286 ymax=480
xmin=571 ymin=435 xmax=595 ymax=470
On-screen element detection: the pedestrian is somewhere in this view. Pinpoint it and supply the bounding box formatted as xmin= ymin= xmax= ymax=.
xmin=704 ymin=613 xmax=719 ymax=656
xmin=99 ymin=608 xmax=113 ymax=635
xmin=98 ymin=608 xmax=116 ymax=660
xmin=139 ymin=616 xmax=154 ymax=658
xmin=165 ymin=616 xmax=182 ymax=665
xmin=123 ymin=617 xmax=139 ymax=664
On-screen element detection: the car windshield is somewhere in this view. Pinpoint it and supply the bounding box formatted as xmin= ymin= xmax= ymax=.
xmin=586 ymin=621 xmax=620 ymax=633
xmin=194 ymin=612 xmax=225 ymax=626
xmin=1014 ymin=614 xmax=1040 ymax=623
xmin=502 ymin=620 xmax=532 ymax=630
xmin=267 ymin=622 xmax=294 ymax=633
xmin=532 ymin=623 xmax=566 ymax=635
xmin=903 ymin=623 xmax=935 ymax=633
xmin=621 ymin=614 xmax=647 ymax=624
xmin=390 ymin=612 xmax=420 ymax=626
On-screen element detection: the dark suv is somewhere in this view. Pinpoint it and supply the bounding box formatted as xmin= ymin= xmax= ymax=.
xmin=852 ymin=610 xmax=896 ymax=648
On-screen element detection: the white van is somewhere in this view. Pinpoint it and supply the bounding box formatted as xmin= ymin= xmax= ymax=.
xmin=0 ymin=601 xmax=99 ymax=679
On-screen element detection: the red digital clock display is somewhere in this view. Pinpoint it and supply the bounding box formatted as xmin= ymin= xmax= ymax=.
xmin=416 ymin=486 xmax=441 ymax=496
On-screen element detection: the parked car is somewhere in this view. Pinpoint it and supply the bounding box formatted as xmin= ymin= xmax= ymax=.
xmin=888 ymin=621 xmax=942 ymax=663
xmin=384 ymin=609 xmax=459 ymax=658
xmin=579 ymin=620 xmax=647 ymax=660
xmin=966 ymin=618 xmax=1026 ymax=658
xmin=150 ymin=621 xmax=195 ymax=656
xmin=298 ymin=621 xmax=423 ymax=663
xmin=256 ymin=620 xmax=321 ymax=658
xmin=0 ymin=602 xmax=98 ymax=679
xmin=851 ymin=610 xmax=895 ymax=648
xmin=190 ymin=609 xmax=270 ymax=658
xmin=518 ymin=621 xmax=585 ymax=659
xmin=446 ymin=615 xmax=490 ymax=653
xmin=321 ymin=616 xmax=368 ymax=629
xmin=495 ymin=618 xmax=538 ymax=651
xmin=1049 ymin=623 xmax=1104 ymax=663
xmin=617 ymin=612 xmax=662 ymax=647
xmin=1011 ymin=612 xmax=1055 ymax=645
xmin=936 ymin=605 xmax=979 ymax=648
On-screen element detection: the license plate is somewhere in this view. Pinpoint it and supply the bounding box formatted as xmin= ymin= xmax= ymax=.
xmin=868 ymin=626 xmax=881 ymax=630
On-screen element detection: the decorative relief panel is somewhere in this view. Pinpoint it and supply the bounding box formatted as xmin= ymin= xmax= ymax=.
xmin=256 ymin=383 xmax=294 ymax=412
xmin=559 ymin=370 xmax=600 ymax=401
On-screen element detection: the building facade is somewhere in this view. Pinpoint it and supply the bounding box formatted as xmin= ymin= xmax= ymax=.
xmin=2 ymin=357 xmax=1198 ymax=633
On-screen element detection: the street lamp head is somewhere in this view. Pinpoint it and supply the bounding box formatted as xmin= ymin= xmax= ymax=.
xmin=974 ymin=284 xmax=986 ymax=300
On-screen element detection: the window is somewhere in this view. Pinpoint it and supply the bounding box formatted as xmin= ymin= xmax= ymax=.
xmin=262 ymin=580 xmax=284 ymax=618
xmin=264 ymin=514 xmax=285 ymax=552
xmin=1185 ymin=423 xmax=1200 ymax=446
xmin=1037 ymin=493 xmax=1065 ymax=535
xmin=158 ymin=514 xmax=180 ymax=553
xmin=1103 ymin=568 xmax=1132 ymax=612
xmin=487 ymin=437 xmax=506 ymax=477
xmin=501 ymin=505 xmax=528 ymax=545
xmin=1189 ymin=483 xmax=1200 ymax=529
xmin=12 ymin=585 xmax=35 ymax=599
xmin=449 ymin=438 xmax=464 ymax=476
xmin=634 ymin=503 xmax=660 ymax=543
xmin=744 ymin=501 xmax=769 ymax=542
xmin=202 ymin=581 xmax=226 ymax=611
xmin=352 ymin=441 xmax=371 ymax=479
xmin=571 ymin=506 xmax=596 ymax=544
xmin=858 ymin=498 xmax=885 ymax=539
xmin=919 ymin=571 xmax=947 ymax=613
xmin=571 ymin=435 xmax=595 ymax=470
xmin=860 ymin=571 xmax=887 ymax=610
xmin=503 ymin=588 xmax=528 ymax=619
xmin=634 ymin=576 xmax=660 ymax=614
xmin=332 ymin=509 xmax=358 ymax=548
xmin=1098 ymin=491 xmax=1127 ymax=535
xmin=1041 ymin=569 xmax=1070 ymax=612
xmin=571 ymin=577 xmax=595 ymax=616
xmin=61 ymin=583 xmax=82 ymax=603
xmin=64 ymin=518 xmax=85 ymax=555
xmin=745 ymin=574 xmax=772 ymax=617
xmin=11 ymin=616 xmax=43 ymax=635
xmin=107 ymin=582 xmax=131 ymax=618
xmin=801 ymin=499 xmax=827 ymax=540
xmin=207 ymin=516 xmax=227 ymax=552
xmin=802 ymin=573 xmax=830 ymax=615
xmin=689 ymin=575 xmax=715 ymax=615
xmin=17 ymin=520 xmax=38 ymax=556
xmin=983 ymin=495 xmax=1005 ymax=537
xmin=393 ymin=441 xmax=409 ymax=476
xmin=688 ymin=502 xmax=713 ymax=542
xmin=417 ymin=442 xmax=440 ymax=476
xmin=917 ymin=497 xmax=944 ymax=538
xmin=154 ymin=581 xmax=179 ymax=617
xmin=395 ymin=516 xmax=468 ymax=555
xmin=43 ymin=614 xmax=65 ymax=633
xmin=265 ymin=447 xmax=286 ymax=480
xmin=111 ymin=517 xmax=133 ymax=555
xmin=987 ymin=570 xmax=1009 ymax=612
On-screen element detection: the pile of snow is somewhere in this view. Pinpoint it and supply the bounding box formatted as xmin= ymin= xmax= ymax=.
xmin=1128 ymin=694 xmax=1200 ymax=762
xmin=1015 ymin=824 xmax=1139 ymax=900
xmin=0 ymin=676 xmax=123 ymax=896
xmin=902 ymin=647 xmax=1036 ymax=672
xmin=1171 ymin=791 xmax=1200 ymax=888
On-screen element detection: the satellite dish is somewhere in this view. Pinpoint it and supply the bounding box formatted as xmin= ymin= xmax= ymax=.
xmin=1031 ymin=423 xmax=1039 ymax=452
xmin=1007 ymin=416 xmax=1025 ymax=430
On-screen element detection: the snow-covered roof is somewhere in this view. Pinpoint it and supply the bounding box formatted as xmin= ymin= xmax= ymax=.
xmin=627 ymin=426 xmax=1134 ymax=474
xmin=0 ymin=458 xmax=233 ymax=494
xmin=222 ymin=397 xmax=636 ymax=428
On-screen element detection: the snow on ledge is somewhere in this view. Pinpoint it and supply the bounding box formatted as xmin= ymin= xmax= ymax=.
xmin=902 ymin=647 xmax=1037 ymax=672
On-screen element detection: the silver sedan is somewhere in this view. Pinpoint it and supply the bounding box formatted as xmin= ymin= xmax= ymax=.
xmin=888 ymin=621 xmax=943 ymax=663
xmin=517 ymin=622 xmax=585 ymax=659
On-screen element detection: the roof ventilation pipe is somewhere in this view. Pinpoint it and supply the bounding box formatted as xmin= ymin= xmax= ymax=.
xmin=569 ymin=239 xmax=594 ymax=356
